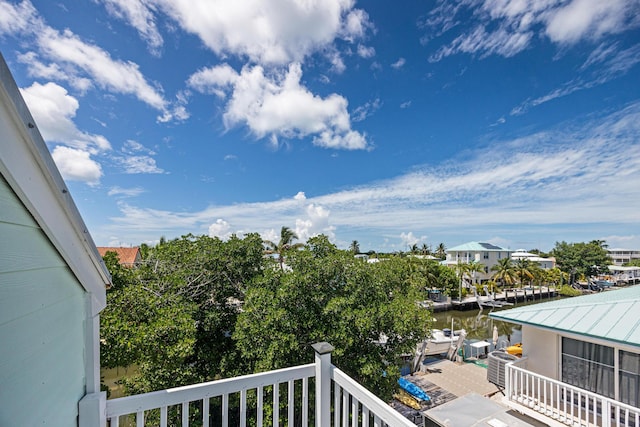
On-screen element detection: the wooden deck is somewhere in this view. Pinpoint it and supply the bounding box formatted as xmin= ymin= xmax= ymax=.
xmin=391 ymin=358 xmax=501 ymax=424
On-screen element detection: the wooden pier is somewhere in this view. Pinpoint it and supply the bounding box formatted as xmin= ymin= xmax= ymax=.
xmin=427 ymin=286 xmax=557 ymax=312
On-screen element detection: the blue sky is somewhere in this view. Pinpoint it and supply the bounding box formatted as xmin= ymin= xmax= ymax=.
xmin=1 ymin=0 xmax=639 ymax=253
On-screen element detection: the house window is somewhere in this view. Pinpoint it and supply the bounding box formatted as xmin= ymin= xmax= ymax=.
xmin=561 ymin=337 xmax=615 ymax=399
xmin=483 ymin=252 xmax=489 ymax=259
xmin=620 ymin=350 xmax=640 ymax=408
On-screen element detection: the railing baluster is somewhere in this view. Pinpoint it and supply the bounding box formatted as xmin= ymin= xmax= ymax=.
xmin=543 ymin=378 xmax=547 ymax=415
xmin=373 ymin=414 xmax=381 ymax=427
xmin=302 ymin=377 xmax=308 ymax=427
xmin=577 ymin=391 xmax=581 ymax=425
xmin=352 ymin=397 xmax=358 ymax=427
xmin=240 ymin=389 xmax=247 ymax=427
xmin=257 ymin=385 xmax=264 ymax=427
xmin=363 ymin=406 xmax=370 ymax=427
xmin=182 ymin=401 xmax=189 ymax=426
xmin=137 ymin=410 xmax=144 ymax=427
xmin=222 ymin=393 xmax=229 ymax=427
xmin=202 ymin=398 xmax=209 ymax=427
xmin=111 ymin=416 xmax=119 ymax=427
xmin=342 ymin=390 xmax=349 ymax=426
xmin=160 ymin=406 xmax=167 ymax=427
xmin=273 ymin=383 xmax=279 ymax=427
xmin=287 ymin=380 xmax=294 ymax=427
xmin=334 ymin=382 xmax=341 ymax=427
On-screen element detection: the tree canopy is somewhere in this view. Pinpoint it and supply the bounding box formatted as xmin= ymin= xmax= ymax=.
xmin=551 ymin=240 xmax=612 ymax=281
xmin=100 ymin=233 xmax=434 ymax=401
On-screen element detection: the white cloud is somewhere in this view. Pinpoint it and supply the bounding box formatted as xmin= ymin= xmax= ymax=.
xmin=391 ymin=57 xmax=406 ymax=69
xmin=51 ymin=146 xmax=102 ymax=185
xmin=149 ymin=0 xmax=372 ymax=65
xmin=0 ymin=0 xmax=38 ymax=34
xmin=511 ymin=43 xmax=640 ymax=115
xmin=352 ymin=98 xmax=381 ymax=122
xmin=100 ymin=0 xmax=164 ymax=55
xmin=400 ymin=101 xmax=412 ymax=109
xmin=0 ymin=0 xmax=179 ymax=121
xmin=38 ymin=27 xmax=168 ymax=112
xmin=400 ymin=232 xmax=420 ymax=248
xmin=208 ymin=218 xmax=232 ymax=240
xmin=108 ymin=186 xmax=145 ymax=197
xmin=425 ymin=0 xmax=640 ymax=61
xmin=188 ymin=62 xmax=368 ymax=150
xmin=102 ymin=102 xmax=640 ymax=250
xmin=545 ymin=0 xmax=636 ymax=44
xmin=116 ymin=155 xmax=164 ymax=174
xmin=357 ymin=44 xmax=375 ymax=58
xmin=20 ymin=81 xmax=111 ymax=152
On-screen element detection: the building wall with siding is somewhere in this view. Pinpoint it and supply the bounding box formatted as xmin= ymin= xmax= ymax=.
xmin=0 ymin=173 xmax=87 ymax=426
xmin=522 ymin=325 xmax=559 ymax=380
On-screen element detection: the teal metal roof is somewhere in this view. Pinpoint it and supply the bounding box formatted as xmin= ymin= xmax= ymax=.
xmin=490 ymin=286 xmax=640 ymax=348
xmin=447 ymin=242 xmax=509 ymax=252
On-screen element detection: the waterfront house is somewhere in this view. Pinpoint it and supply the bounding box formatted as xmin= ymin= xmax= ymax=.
xmin=97 ymin=246 xmax=142 ymax=268
xmin=490 ymin=286 xmax=640 ymax=426
xmin=608 ymin=248 xmax=640 ymax=266
xmin=444 ymin=242 xmax=513 ymax=283
xmin=511 ymin=249 xmax=556 ymax=270
xmin=0 ymin=55 xmax=413 ymax=426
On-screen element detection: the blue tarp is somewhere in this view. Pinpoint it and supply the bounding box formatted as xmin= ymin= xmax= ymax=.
xmin=397 ymin=377 xmax=431 ymax=402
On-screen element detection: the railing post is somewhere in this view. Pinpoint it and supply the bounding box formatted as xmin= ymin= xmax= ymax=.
xmin=78 ymin=391 xmax=106 ymax=427
xmin=312 ymin=342 xmax=334 ymax=427
xmin=505 ymin=363 xmax=512 ymax=401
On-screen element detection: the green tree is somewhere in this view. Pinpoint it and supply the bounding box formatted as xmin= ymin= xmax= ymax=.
xmin=546 ymin=267 xmax=569 ymax=286
xmin=234 ymin=235 xmax=430 ymax=400
xmin=551 ymin=240 xmax=612 ymax=282
xmin=514 ymin=258 xmax=535 ymax=288
xmin=435 ymin=243 xmax=446 ymax=259
xmin=421 ymin=243 xmax=431 ymax=256
xmin=100 ymin=233 xmax=266 ymax=394
xmin=350 ymin=240 xmax=360 ymax=254
xmin=491 ymin=257 xmax=516 ymax=288
xmin=264 ymin=226 xmax=304 ymax=269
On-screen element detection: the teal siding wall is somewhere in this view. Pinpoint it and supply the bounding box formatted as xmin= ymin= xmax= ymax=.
xmin=0 ymin=174 xmax=87 ymax=426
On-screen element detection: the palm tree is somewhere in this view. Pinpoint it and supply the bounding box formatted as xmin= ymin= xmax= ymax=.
xmin=454 ymin=261 xmax=471 ymax=300
xmin=514 ymin=258 xmax=535 ymax=288
xmin=264 ymin=226 xmax=304 ymax=269
xmin=466 ymin=260 xmax=485 ymax=284
xmin=350 ymin=240 xmax=360 ymax=254
xmin=410 ymin=244 xmax=419 ymax=255
xmin=491 ymin=258 xmax=516 ymax=288
xmin=435 ymin=243 xmax=446 ymax=260
xmin=421 ymin=243 xmax=431 ymax=256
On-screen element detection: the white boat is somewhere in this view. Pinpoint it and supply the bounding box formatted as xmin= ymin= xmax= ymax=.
xmin=419 ymin=329 xmax=461 ymax=356
xmin=411 ymin=328 xmax=464 ymax=373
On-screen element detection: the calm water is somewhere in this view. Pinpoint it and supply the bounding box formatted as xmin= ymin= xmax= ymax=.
xmin=431 ymin=295 xmax=562 ymax=355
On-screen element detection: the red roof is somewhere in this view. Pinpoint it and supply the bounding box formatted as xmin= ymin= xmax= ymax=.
xmin=97 ymin=247 xmax=141 ymax=266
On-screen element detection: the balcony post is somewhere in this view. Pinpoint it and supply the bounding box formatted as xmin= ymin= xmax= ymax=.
xmin=78 ymin=391 xmax=106 ymax=427
xmin=312 ymin=342 xmax=334 ymax=427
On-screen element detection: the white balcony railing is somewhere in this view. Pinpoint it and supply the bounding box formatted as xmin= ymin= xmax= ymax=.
xmin=102 ymin=342 xmax=415 ymax=427
xmin=504 ymin=362 xmax=640 ymax=427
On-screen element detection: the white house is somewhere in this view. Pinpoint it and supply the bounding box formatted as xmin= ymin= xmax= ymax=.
xmin=0 ymin=54 xmax=111 ymax=425
xmin=490 ymin=286 xmax=640 ymax=426
xmin=511 ymin=249 xmax=556 ymax=270
xmin=444 ymin=241 xmax=513 ymax=283
xmin=0 ymin=54 xmax=414 ymax=427
xmin=609 ymin=248 xmax=640 ymax=266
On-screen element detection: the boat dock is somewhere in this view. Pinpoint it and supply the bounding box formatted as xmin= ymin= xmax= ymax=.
xmin=426 ymin=286 xmax=557 ymax=312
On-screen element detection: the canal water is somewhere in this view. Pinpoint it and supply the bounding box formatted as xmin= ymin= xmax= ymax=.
xmin=431 ymin=295 xmax=562 ymax=358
